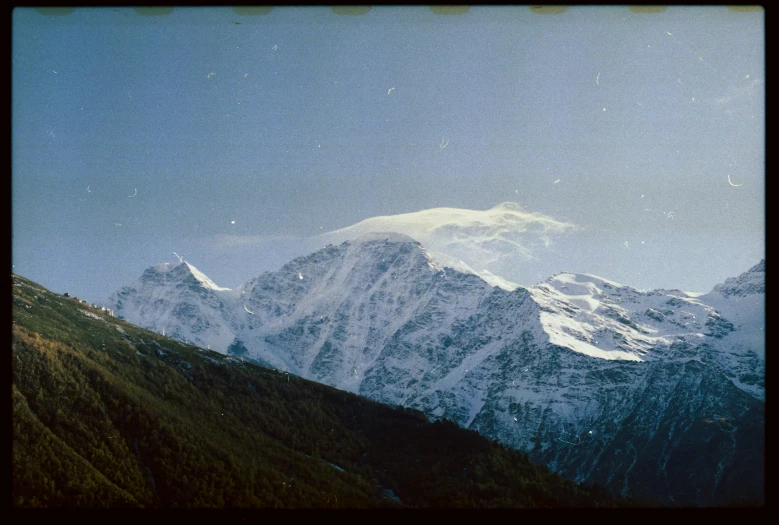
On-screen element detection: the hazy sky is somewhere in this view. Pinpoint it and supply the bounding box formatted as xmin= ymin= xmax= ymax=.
xmin=12 ymin=6 xmax=764 ymax=303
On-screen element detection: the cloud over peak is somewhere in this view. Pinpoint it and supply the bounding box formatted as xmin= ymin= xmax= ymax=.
xmin=321 ymin=202 xmax=579 ymax=282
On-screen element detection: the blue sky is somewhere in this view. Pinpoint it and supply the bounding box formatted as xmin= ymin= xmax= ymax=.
xmin=12 ymin=6 xmax=764 ymax=302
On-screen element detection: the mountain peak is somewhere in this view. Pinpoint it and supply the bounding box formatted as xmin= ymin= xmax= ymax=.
xmin=320 ymin=203 xmax=578 ymax=288
xmin=350 ymin=231 xmax=419 ymax=245
xmin=710 ymin=260 xmax=764 ymax=297
xmin=181 ymin=262 xmax=231 ymax=291
xmin=139 ymin=261 xmax=230 ymax=291
xmin=139 ymin=262 xmax=175 ymax=284
xmin=545 ymin=272 xmax=625 ymax=293
xmin=748 ymin=259 xmax=765 ymax=273
xmin=492 ymin=201 xmax=525 ymax=212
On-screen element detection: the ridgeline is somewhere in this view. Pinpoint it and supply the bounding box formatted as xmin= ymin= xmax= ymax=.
xmin=12 ymin=273 xmax=630 ymax=508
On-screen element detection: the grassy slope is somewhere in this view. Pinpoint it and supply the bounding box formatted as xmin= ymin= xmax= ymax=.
xmin=11 ymin=274 xmax=627 ymax=508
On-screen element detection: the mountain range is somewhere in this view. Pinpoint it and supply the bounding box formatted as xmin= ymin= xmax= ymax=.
xmin=106 ymin=234 xmax=765 ymax=506
xmin=14 ymin=272 xmax=629 ymax=508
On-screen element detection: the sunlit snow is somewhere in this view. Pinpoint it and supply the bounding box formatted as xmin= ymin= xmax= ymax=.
xmin=184 ymin=262 xmax=231 ymax=291
xmin=321 ymin=202 xmax=577 ymax=282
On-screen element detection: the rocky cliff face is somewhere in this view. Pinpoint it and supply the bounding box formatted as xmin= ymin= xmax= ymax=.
xmin=107 ymin=238 xmax=764 ymax=506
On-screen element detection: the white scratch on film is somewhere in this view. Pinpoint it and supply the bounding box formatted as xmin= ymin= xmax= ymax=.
xmin=128 ymin=189 xmax=137 ymax=198
xmin=727 ymin=174 xmax=743 ymax=187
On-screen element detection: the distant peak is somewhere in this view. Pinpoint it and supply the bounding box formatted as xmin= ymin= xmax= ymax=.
xmin=140 ymin=261 xmax=230 ymax=291
xmin=493 ymin=201 xmax=525 ymax=212
xmin=351 ymin=232 xmax=419 ymax=244
xmin=710 ymin=260 xmax=765 ymax=297
xmin=181 ymin=262 xmax=231 ymax=291
xmin=748 ymin=259 xmax=765 ymax=273
xmin=543 ymin=272 xmax=626 ymax=294
xmin=140 ymin=263 xmax=176 ymax=283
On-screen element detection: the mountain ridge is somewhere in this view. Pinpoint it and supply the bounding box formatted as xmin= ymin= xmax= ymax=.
xmin=14 ymin=272 xmax=631 ymax=508
xmin=106 ymin=238 xmax=764 ymax=506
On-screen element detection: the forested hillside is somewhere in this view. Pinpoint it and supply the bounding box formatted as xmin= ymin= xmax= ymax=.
xmin=12 ymin=273 xmax=630 ymax=508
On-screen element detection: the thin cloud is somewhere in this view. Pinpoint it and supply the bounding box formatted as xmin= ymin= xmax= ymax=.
xmin=320 ymin=202 xmax=580 ymax=274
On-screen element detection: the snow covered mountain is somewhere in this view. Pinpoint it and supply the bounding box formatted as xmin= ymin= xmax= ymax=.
xmin=320 ymin=202 xmax=577 ymax=286
xmin=692 ymin=260 xmax=765 ymax=400
xmin=109 ymin=262 xmax=236 ymax=352
xmin=106 ymin=237 xmax=764 ymax=506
